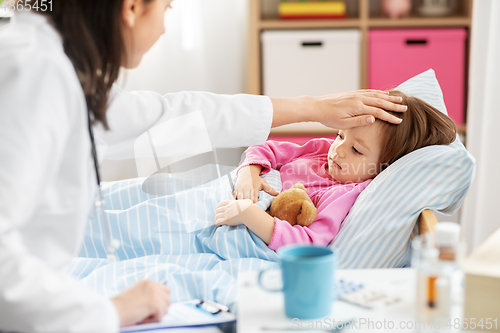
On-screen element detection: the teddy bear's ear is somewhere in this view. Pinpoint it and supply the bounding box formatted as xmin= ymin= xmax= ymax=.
xmin=296 ymin=200 xmax=317 ymax=227
xmin=290 ymin=183 xmax=307 ymax=192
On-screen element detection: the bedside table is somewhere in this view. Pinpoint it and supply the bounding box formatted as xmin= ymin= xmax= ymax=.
xmin=237 ymin=268 xmax=423 ymax=333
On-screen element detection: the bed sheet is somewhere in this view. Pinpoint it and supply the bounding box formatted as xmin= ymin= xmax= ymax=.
xmin=68 ymin=165 xmax=282 ymax=308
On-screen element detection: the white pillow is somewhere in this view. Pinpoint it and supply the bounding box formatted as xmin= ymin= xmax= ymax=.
xmin=331 ymin=69 xmax=475 ymax=268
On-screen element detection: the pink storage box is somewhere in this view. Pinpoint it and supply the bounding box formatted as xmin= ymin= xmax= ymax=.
xmin=369 ymin=28 xmax=467 ymax=124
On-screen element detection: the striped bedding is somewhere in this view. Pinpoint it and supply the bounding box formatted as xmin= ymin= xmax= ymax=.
xmin=68 ymin=166 xmax=282 ymax=308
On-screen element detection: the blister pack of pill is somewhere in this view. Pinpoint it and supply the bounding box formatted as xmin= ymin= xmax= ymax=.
xmin=336 ymin=279 xmax=402 ymax=309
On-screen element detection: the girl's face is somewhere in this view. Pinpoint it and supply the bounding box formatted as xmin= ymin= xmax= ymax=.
xmin=121 ymin=0 xmax=174 ymax=68
xmin=327 ymin=123 xmax=383 ymax=184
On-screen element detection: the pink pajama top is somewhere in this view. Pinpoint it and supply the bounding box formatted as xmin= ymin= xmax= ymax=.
xmin=237 ymin=139 xmax=372 ymax=251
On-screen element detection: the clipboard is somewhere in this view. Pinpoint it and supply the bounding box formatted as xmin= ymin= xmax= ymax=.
xmin=120 ymin=300 xmax=236 ymax=332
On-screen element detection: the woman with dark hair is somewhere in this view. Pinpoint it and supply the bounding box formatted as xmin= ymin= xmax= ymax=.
xmin=0 ymin=0 xmax=405 ymax=331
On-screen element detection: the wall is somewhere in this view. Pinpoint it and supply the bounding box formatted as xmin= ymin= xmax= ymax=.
xmin=118 ymin=0 xmax=249 ymax=95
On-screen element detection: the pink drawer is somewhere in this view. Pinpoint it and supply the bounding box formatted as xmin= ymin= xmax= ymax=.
xmin=369 ymin=28 xmax=467 ymax=124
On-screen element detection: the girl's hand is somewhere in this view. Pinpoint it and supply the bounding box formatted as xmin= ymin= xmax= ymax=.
xmin=234 ymin=165 xmax=279 ymax=203
xmin=215 ymin=199 xmax=254 ymax=226
xmin=112 ymin=280 xmax=171 ymax=327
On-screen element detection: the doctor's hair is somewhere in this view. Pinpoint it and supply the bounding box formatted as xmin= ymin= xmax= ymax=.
xmin=376 ymin=90 xmax=457 ymax=172
xmin=41 ymin=0 xmax=154 ymax=129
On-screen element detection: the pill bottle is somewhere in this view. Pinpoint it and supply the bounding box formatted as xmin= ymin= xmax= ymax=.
xmin=434 ymin=222 xmax=464 ymax=324
xmin=416 ymin=245 xmax=440 ymax=325
xmin=434 ymin=222 xmax=462 ymax=261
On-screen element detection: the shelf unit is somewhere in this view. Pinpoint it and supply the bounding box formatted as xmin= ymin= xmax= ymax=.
xmin=247 ymin=0 xmax=472 ymax=136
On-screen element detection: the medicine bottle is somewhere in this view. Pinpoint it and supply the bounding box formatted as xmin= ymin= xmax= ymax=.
xmin=434 ymin=222 xmax=462 ymax=261
xmin=434 ymin=222 xmax=463 ymax=321
xmin=422 ymin=247 xmax=440 ymax=309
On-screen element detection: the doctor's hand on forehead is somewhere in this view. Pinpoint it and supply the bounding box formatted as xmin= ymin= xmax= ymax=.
xmin=121 ymin=0 xmax=405 ymax=132
xmin=270 ymin=90 xmax=407 ymax=130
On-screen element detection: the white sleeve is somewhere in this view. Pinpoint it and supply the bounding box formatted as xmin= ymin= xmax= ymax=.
xmin=0 ymin=45 xmax=119 ymax=332
xmin=95 ymin=84 xmax=273 ymax=161
xmin=0 ymin=232 xmax=119 ymax=333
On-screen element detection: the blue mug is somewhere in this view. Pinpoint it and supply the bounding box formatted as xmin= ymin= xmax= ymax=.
xmin=259 ymin=245 xmax=338 ymax=319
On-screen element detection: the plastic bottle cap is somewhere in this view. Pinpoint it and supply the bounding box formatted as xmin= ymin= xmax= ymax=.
xmin=435 ymin=222 xmax=461 ymax=246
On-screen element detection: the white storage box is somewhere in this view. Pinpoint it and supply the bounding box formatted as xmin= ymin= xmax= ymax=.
xmin=261 ymin=29 xmax=361 ymax=133
xmin=261 ymin=29 xmax=361 ymax=97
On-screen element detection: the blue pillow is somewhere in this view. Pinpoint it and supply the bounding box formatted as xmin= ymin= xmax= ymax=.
xmin=330 ymin=69 xmax=475 ymax=269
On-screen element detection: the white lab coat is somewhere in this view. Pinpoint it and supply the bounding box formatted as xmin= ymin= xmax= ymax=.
xmin=0 ymin=12 xmax=272 ymax=333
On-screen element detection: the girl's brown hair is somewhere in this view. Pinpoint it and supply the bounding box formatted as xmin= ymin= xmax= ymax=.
xmin=377 ymin=90 xmax=457 ymax=172
xmin=41 ymin=0 xmax=153 ymax=129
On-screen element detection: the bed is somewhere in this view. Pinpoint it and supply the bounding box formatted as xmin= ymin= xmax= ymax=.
xmin=68 ymin=69 xmax=474 ymax=311
xmin=69 ymin=166 xmax=283 ymax=309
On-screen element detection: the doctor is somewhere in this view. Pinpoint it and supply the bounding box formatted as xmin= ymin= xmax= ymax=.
xmin=0 ymin=0 xmax=406 ymax=332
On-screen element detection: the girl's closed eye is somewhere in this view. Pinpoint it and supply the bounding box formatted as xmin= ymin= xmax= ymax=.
xmin=352 ymin=147 xmax=362 ymax=155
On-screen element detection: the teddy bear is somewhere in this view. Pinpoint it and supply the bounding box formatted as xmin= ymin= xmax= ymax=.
xmin=268 ymin=183 xmax=317 ymax=227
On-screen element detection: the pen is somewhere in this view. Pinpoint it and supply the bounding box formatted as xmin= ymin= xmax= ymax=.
xmin=261 ymin=318 xmax=354 ymax=332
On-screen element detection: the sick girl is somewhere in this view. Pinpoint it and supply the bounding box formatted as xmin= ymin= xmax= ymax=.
xmin=215 ymin=91 xmax=457 ymax=251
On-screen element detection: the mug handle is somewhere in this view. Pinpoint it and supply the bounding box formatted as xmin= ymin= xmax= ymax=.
xmin=258 ymin=268 xmax=282 ymax=292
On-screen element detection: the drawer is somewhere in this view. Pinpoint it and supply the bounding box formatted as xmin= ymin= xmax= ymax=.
xmin=262 ymin=29 xmax=361 ymax=98
xmin=369 ymin=28 xmax=467 ymax=124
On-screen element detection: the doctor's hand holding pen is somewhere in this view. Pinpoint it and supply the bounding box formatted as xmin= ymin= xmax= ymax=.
xmin=111 ymin=280 xmax=171 ymax=327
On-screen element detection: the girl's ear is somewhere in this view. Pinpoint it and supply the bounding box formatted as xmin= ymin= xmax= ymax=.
xmin=122 ymin=0 xmax=144 ymax=28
